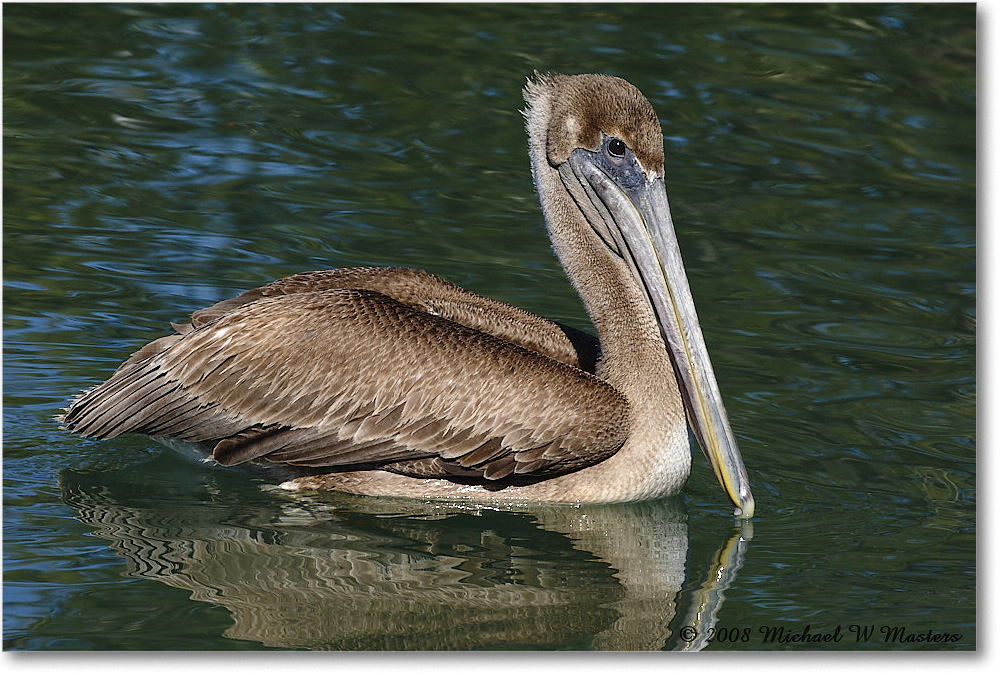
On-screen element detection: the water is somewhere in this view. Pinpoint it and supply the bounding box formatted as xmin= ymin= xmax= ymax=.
xmin=3 ymin=3 xmax=975 ymax=651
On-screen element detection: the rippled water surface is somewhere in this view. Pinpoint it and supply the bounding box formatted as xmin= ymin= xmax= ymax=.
xmin=4 ymin=3 xmax=975 ymax=650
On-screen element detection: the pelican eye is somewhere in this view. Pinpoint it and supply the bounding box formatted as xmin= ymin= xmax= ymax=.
xmin=607 ymin=137 xmax=627 ymax=158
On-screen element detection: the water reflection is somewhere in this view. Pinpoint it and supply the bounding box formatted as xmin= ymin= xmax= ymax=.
xmin=60 ymin=466 xmax=749 ymax=651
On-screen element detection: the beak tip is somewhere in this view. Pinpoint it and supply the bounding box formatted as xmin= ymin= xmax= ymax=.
xmin=734 ymin=493 xmax=755 ymax=519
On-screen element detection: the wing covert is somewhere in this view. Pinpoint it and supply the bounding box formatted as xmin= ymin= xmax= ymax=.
xmin=64 ymin=286 xmax=629 ymax=483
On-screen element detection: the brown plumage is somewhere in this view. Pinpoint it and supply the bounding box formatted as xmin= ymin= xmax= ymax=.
xmin=63 ymin=73 xmax=755 ymax=515
xmin=67 ymin=267 xmax=626 ymax=483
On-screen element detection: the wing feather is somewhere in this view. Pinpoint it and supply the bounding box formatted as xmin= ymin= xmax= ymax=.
xmin=64 ymin=272 xmax=630 ymax=484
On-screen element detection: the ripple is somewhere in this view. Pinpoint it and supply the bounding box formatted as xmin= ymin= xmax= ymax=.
xmin=780 ymin=316 xmax=957 ymax=352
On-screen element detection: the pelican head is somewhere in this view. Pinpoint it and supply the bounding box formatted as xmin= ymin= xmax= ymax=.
xmin=525 ymin=73 xmax=755 ymax=518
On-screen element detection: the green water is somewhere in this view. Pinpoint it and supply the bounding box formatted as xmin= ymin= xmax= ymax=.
xmin=3 ymin=3 xmax=975 ymax=650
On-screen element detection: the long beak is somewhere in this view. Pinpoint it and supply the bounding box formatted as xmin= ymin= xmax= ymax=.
xmin=562 ymin=150 xmax=755 ymax=518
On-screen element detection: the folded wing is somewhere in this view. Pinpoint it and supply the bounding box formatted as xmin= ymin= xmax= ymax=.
xmin=63 ymin=269 xmax=628 ymax=483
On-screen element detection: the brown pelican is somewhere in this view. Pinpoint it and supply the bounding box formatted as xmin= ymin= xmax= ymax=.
xmin=63 ymin=73 xmax=755 ymax=517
